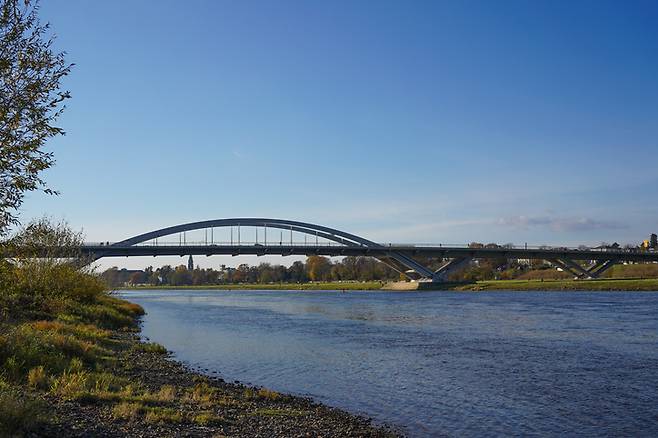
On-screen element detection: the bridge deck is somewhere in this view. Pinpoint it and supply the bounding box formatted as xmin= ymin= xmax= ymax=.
xmin=80 ymin=244 xmax=658 ymax=263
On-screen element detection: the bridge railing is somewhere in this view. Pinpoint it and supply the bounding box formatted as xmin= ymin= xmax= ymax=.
xmin=80 ymin=241 xmax=650 ymax=254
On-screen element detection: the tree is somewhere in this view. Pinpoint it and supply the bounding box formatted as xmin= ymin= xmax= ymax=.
xmin=170 ymin=265 xmax=192 ymax=286
xmin=306 ymin=256 xmax=332 ymax=281
xmin=129 ymin=271 xmax=145 ymax=285
xmin=0 ymin=0 xmax=72 ymax=235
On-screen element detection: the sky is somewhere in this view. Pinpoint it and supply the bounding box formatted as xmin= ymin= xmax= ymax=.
xmin=18 ymin=0 xmax=658 ymax=269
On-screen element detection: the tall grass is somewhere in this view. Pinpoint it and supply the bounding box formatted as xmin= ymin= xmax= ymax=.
xmin=0 ymin=220 xmax=146 ymax=433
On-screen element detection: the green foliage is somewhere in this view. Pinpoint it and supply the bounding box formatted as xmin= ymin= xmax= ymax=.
xmin=0 ymin=220 xmax=108 ymax=320
xmin=0 ymin=0 xmax=72 ymax=234
xmin=105 ymin=255 xmax=400 ymax=288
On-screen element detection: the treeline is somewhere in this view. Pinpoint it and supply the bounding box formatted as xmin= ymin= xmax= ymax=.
xmin=101 ymin=256 xmax=401 ymax=287
xmin=101 ymin=255 xmax=658 ymax=287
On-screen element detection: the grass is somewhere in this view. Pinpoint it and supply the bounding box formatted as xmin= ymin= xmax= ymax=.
xmin=0 ymin=233 xmax=151 ymax=433
xmin=244 ymin=387 xmax=283 ymax=401
xmin=251 ymin=408 xmax=309 ymax=417
xmin=0 ymin=390 xmax=46 ymax=436
xmin=112 ymin=402 xmax=143 ymax=420
xmin=455 ymin=277 xmax=658 ymax=291
xmin=134 ymin=342 xmax=168 ymax=354
xmin=193 ymin=411 xmax=226 ymax=426
xmin=0 ymin=223 xmax=391 ymax=436
xmin=126 ymin=281 xmax=387 ymax=291
xmin=144 ymin=407 xmax=183 ymax=424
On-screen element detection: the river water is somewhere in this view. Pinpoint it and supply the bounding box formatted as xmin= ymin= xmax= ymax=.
xmin=119 ymin=290 xmax=658 ymax=437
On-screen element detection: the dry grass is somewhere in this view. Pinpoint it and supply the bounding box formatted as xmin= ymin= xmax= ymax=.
xmin=186 ymin=383 xmax=217 ymax=405
xmin=257 ymin=388 xmax=281 ymax=400
xmin=144 ymin=407 xmax=183 ymax=424
xmin=156 ymin=385 xmax=176 ymax=402
xmin=112 ymin=402 xmax=143 ymax=420
xmin=193 ymin=411 xmax=225 ymax=426
xmin=27 ymin=366 xmax=49 ymax=390
xmin=244 ymin=387 xmax=282 ymax=401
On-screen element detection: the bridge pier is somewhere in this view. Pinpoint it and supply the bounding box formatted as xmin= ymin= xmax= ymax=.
xmin=548 ymin=258 xmax=619 ymax=279
xmin=432 ymin=257 xmax=472 ymax=282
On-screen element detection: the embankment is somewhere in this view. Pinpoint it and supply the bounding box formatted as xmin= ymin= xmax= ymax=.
xmin=385 ymin=278 xmax=658 ymax=291
xmin=0 ymin=262 xmax=398 ymax=437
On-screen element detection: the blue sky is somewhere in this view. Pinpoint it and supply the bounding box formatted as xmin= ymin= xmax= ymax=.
xmin=19 ymin=1 xmax=658 ymax=268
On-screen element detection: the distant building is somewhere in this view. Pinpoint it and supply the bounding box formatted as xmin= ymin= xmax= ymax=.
xmin=188 ymin=255 xmax=194 ymax=270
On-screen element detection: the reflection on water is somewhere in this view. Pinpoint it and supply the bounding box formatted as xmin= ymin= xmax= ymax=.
xmin=119 ymin=290 xmax=658 ymax=437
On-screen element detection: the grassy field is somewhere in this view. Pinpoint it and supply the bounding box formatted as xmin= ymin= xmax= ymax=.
xmin=125 ymin=278 xmax=658 ymax=292
xmin=127 ymin=281 xmax=387 ymax=291
xmin=454 ymin=278 xmax=658 ymax=291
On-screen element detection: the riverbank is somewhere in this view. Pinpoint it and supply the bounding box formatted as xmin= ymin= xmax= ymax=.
xmin=452 ymin=277 xmax=658 ymax=291
xmin=127 ymin=281 xmax=388 ymax=291
xmin=124 ymin=277 xmax=658 ymax=292
xmin=1 ymin=304 xmax=398 ymax=437
xmin=0 ymin=263 xmax=397 ymax=437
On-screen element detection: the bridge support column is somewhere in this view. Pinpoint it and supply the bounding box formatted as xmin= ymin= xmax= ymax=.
xmin=432 ymin=257 xmax=472 ymax=282
xmin=387 ymin=252 xmax=436 ymax=280
xmin=376 ymin=256 xmax=422 ymax=280
xmin=586 ymin=259 xmax=618 ymax=278
xmin=548 ymin=258 xmax=589 ymax=279
xmin=549 ymin=258 xmax=618 ymax=279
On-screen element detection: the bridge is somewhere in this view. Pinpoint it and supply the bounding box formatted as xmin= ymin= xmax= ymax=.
xmin=72 ymin=218 xmax=658 ymax=282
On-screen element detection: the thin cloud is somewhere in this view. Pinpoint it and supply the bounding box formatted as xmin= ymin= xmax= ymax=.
xmin=498 ymin=216 xmax=628 ymax=232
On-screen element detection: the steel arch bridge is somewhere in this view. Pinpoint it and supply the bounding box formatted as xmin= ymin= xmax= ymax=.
xmin=74 ymin=217 xmax=658 ymax=282
xmin=90 ymin=218 xmax=436 ymax=280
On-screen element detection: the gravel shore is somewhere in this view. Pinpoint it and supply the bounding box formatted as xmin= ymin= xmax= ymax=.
xmin=29 ymin=331 xmax=402 ymax=437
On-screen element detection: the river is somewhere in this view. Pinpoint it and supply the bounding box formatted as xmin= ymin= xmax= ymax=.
xmin=118 ymin=290 xmax=658 ymax=437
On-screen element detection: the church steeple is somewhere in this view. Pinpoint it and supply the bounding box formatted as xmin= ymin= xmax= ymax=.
xmin=187 ymin=254 xmax=194 ymax=271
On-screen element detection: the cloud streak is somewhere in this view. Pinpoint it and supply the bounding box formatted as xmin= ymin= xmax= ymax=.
xmin=498 ymin=216 xmax=627 ymax=232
